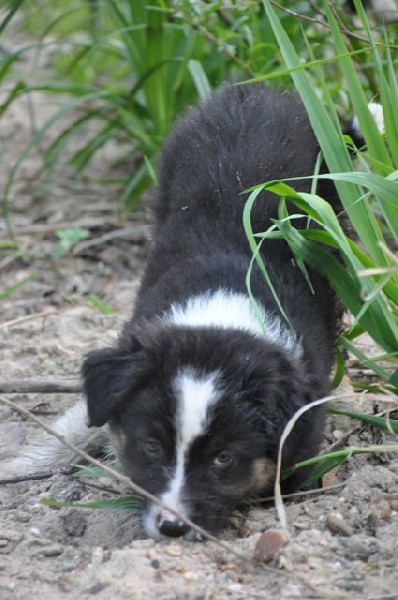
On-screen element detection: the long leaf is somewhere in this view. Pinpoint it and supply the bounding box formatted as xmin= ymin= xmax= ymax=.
xmin=329 ymin=408 xmax=398 ymax=434
xmin=41 ymin=496 xmax=137 ymax=511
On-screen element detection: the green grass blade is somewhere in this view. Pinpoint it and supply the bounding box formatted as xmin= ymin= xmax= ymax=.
xmin=0 ymin=274 xmax=34 ymax=302
xmin=329 ymin=408 xmax=398 ymax=434
xmin=188 ymin=59 xmax=212 ymax=100
xmin=0 ymin=0 xmax=26 ymax=35
xmin=338 ymin=335 xmax=394 ymax=382
xmin=41 ymin=496 xmax=137 ymax=511
xmin=83 ymin=295 xmax=116 ymax=315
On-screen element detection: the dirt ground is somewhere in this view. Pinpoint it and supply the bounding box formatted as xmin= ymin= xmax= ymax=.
xmin=0 ymin=20 xmax=397 ymax=600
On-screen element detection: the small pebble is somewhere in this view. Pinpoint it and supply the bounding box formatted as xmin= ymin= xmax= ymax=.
xmin=91 ymin=547 xmax=104 ymax=567
xmin=337 ymin=578 xmax=364 ymax=592
xmin=332 ymin=429 xmax=344 ymax=441
xmin=370 ymin=494 xmax=392 ymax=522
xmin=218 ymin=562 xmax=237 ymax=572
xmin=86 ymin=582 xmax=107 ymax=595
xmin=97 ymin=477 xmax=114 ymax=489
xmin=147 ymin=548 xmax=160 ymax=560
xmin=62 ymin=509 xmax=87 ymax=538
xmin=322 ymin=470 xmax=340 ymax=488
xmin=14 ymin=511 xmax=30 ymax=523
xmin=165 ymin=544 xmax=182 ymax=556
xmin=0 ymin=530 xmax=23 ymax=542
xmin=253 ymin=530 xmax=286 ymax=563
xmin=326 ymin=513 xmax=354 ymax=537
xmin=228 ymin=583 xmax=243 ymax=592
xmin=390 ymin=499 xmax=398 ymax=511
xmin=58 ymin=574 xmax=75 ymax=592
xmin=0 ymin=558 xmax=8 ymax=571
xmin=342 ymin=537 xmax=379 ymax=560
xmin=280 ymin=583 xmax=302 ymax=598
xmin=238 ymin=526 xmax=251 ymax=538
xmin=40 ymin=544 xmax=64 ymax=557
xmin=279 ymin=555 xmax=294 ymax=571
xmin=293 ymin=519 xmax=309 ymax=530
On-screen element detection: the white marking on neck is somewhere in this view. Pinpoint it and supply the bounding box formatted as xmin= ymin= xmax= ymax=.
xmin=163 ymin=289 xmax=301 ymax=358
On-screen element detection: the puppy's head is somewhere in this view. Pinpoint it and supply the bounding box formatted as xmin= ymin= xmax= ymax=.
xmin=83 ymin=320 xmax=322 ymax=539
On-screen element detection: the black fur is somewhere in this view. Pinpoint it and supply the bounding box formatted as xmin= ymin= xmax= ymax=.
xmin=83 ymin=84 xmax=342 ymax=537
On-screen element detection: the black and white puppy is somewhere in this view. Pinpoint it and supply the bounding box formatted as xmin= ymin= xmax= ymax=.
xmin=82 ymin=83 xmax=343 ymax=539
xmin=3 ymin=83 xmax=361 ymax=540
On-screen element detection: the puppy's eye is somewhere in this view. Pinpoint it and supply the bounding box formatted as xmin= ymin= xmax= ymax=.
xmin=143 ymin=439 xmax=162 ymax=457
xmin=213 ymin=451 xmax=234 ymax=467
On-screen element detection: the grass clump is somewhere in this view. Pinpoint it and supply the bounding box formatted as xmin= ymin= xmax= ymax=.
xmin=244 ymin=1 xmax=398 ymax=389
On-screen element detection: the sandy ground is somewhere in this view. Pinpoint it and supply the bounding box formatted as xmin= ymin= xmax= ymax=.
xmin=0 ymin=20 xmax=397 ymax=600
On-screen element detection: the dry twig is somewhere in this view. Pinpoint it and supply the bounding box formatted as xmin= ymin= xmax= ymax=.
xmin=0 ymin=468 xmax=74 ymax=486
xmin=0 ymin=379 xmax=82 ymax=394
xmin=0 ymin=310 xmax=57 ymax=330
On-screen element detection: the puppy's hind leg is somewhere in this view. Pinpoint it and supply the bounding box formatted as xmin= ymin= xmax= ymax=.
xmin=0 ymin=398 xmax=106 ymax=480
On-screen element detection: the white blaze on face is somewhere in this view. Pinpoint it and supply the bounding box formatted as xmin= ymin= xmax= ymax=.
xmin=143 ymin=368 xmax=220 ymax=537
xmin=165 ymin=368 xmax=220 ymax=506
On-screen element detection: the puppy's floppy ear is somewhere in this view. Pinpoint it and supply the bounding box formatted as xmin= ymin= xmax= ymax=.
xmin=82 ymin=342 xmax=150 ymax=428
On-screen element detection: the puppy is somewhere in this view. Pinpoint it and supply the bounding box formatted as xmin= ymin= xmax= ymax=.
xmin=3 ymin=84 xmax=349 ymax=539
xmin=82 ymin=83 xmax=343 ymax=539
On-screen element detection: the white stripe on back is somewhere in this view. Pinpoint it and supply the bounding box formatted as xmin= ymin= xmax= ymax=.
xmin=163 ymin=288 xmax=301 ymax=358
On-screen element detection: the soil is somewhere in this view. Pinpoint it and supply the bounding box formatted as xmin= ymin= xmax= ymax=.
xmin=0 ymin=19 xmax=397 ymax=600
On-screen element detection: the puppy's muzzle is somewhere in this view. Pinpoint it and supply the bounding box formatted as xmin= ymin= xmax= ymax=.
xmin=156 ymin=509 xmax=190 ymax=538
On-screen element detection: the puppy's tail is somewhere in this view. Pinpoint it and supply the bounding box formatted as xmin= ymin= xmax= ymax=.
xmin=0 ymin=398 xmax=106 ymax=479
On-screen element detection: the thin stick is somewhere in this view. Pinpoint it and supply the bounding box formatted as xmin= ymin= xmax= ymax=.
xmin=258 ymin=481 xmax=345 ymax=503
xmin=0 ymin=468 xmax=74 ymax=486
xmin=0 ymin=379 xmax=82 ymax=394
xmin=0 ymin=310 xmax=57 ymax=330
xmin=73 ymin=226 xmax=149 ymax=254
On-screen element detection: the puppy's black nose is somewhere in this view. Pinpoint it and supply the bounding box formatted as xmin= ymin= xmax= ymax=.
xmin=157 ymin=516 xmax=190 ymax=538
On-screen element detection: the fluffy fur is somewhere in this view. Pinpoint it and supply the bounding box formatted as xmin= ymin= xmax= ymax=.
xmin=82 ymin=84 xmax=343 ymax=538
xmin=3 ymin=84 xmax=349 ymax=539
